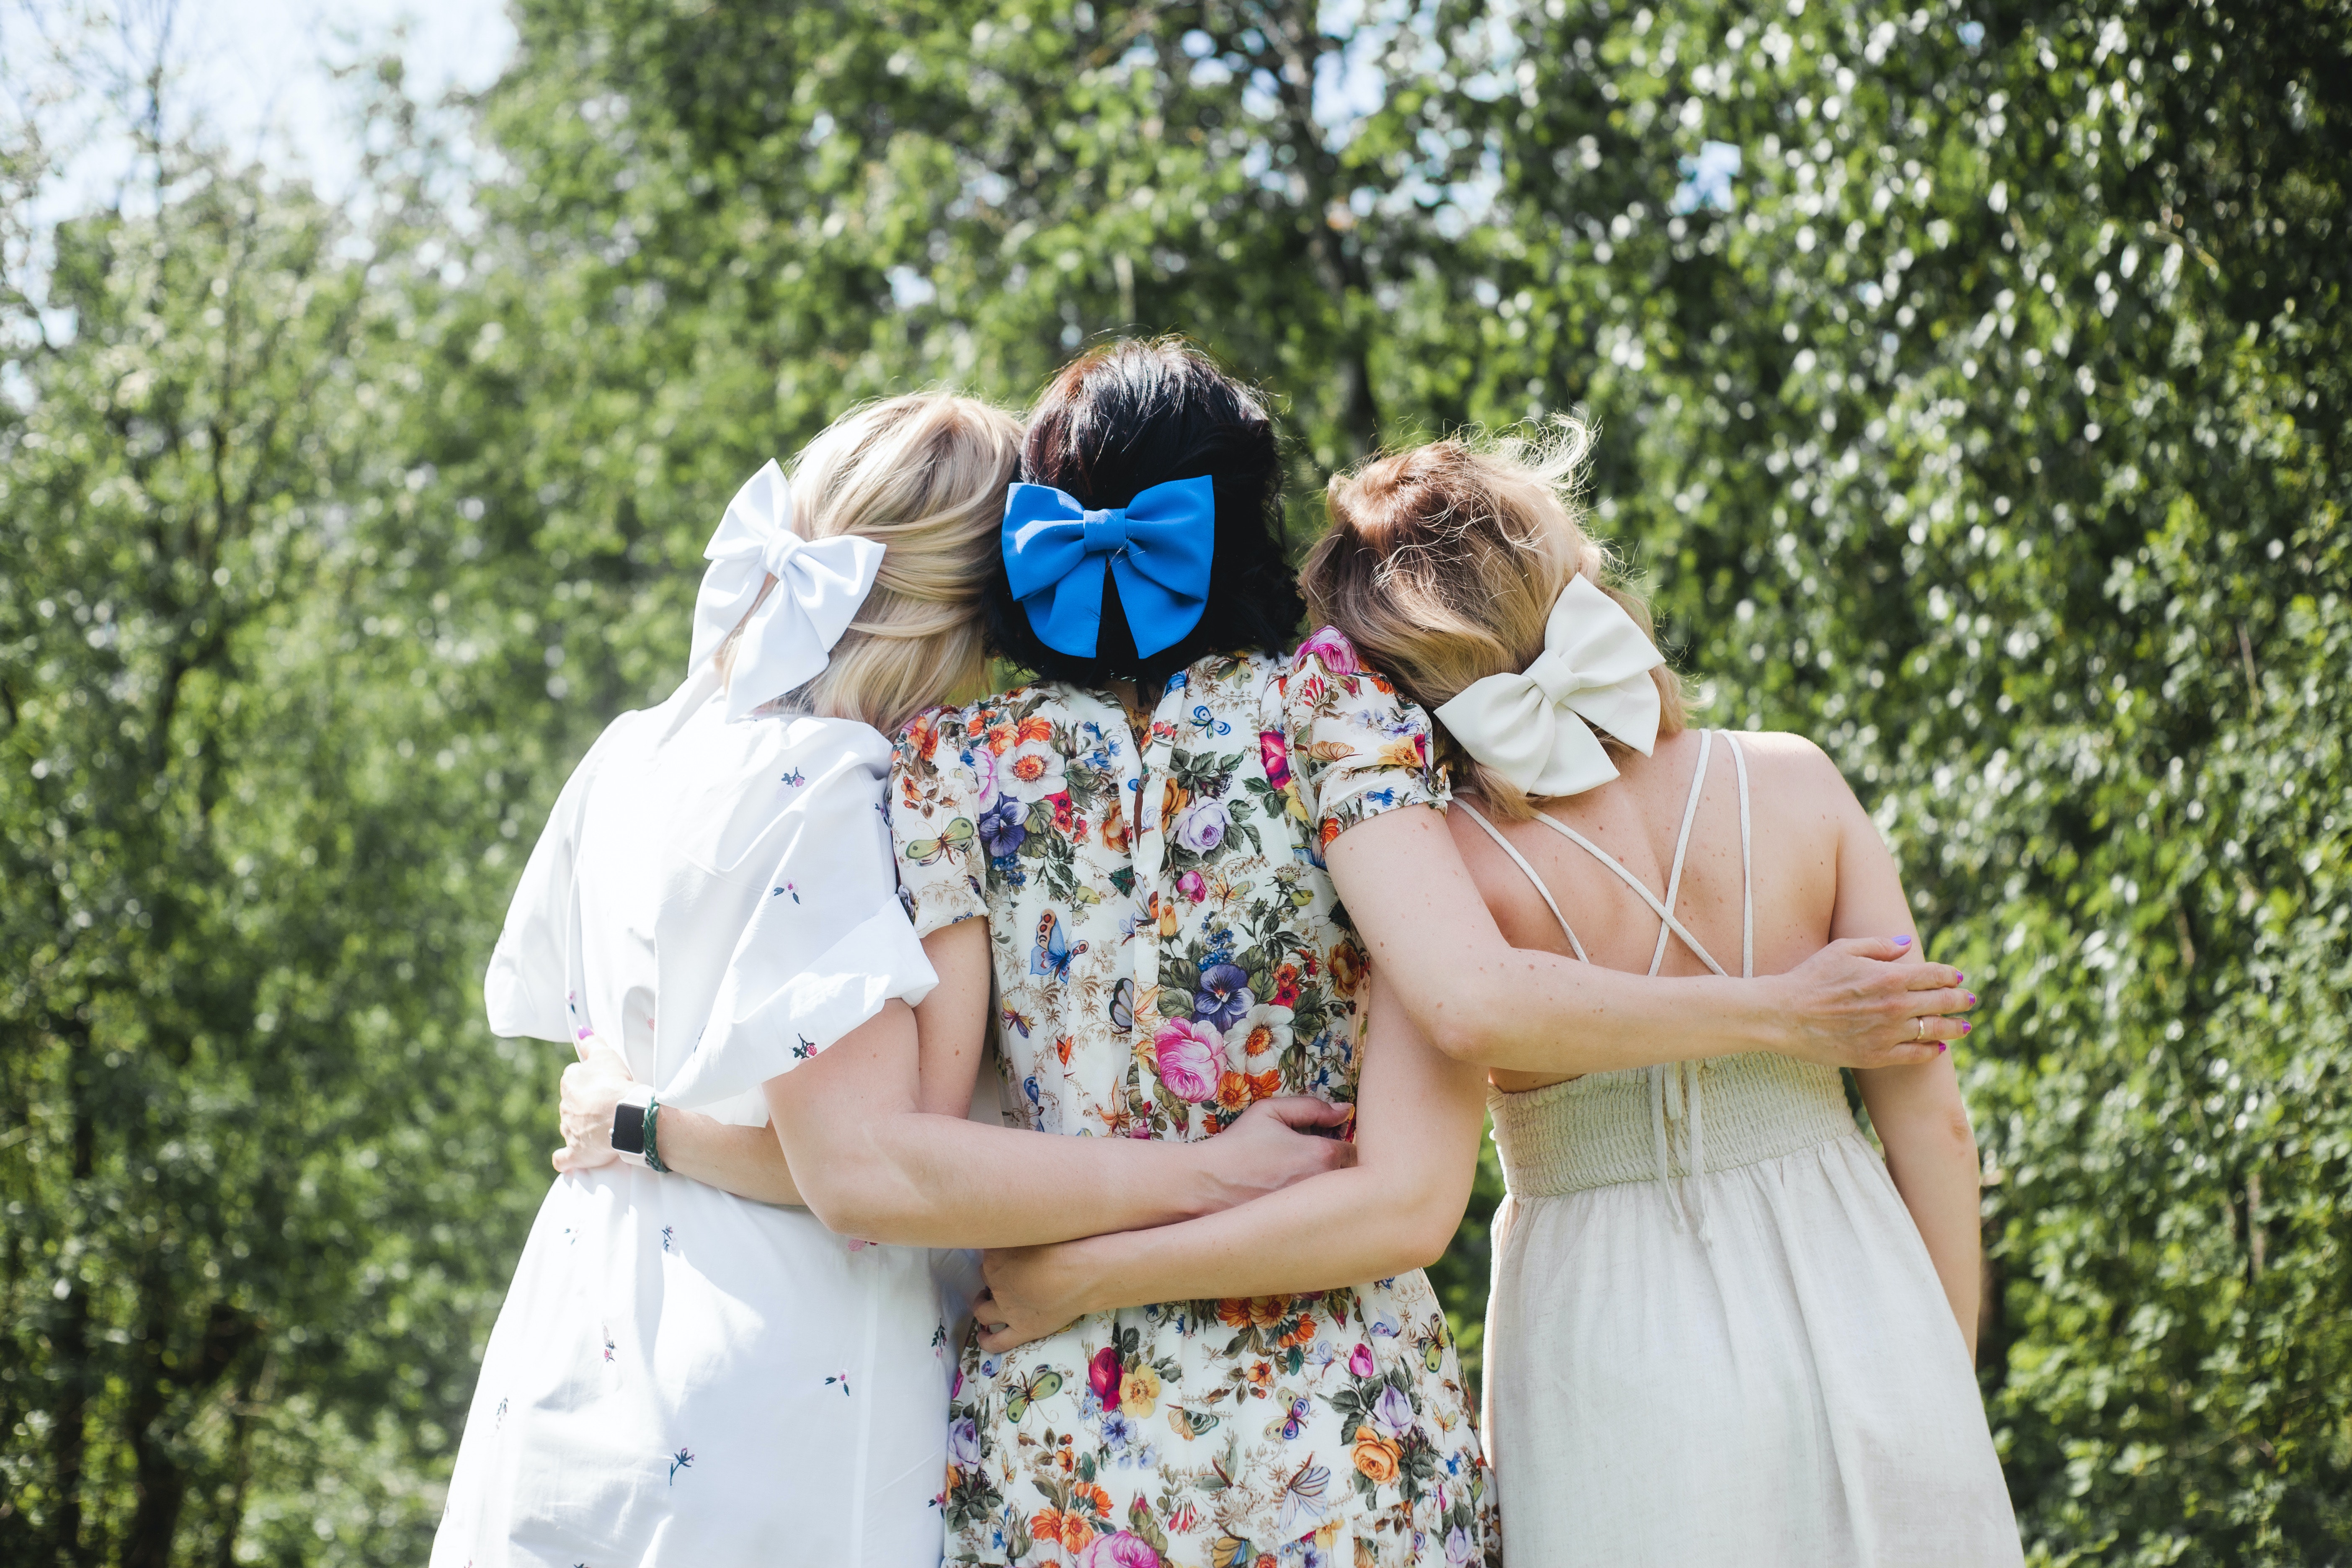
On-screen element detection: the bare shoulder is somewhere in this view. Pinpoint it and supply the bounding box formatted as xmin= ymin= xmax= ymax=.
xmin=1727 ymin=730 xmax=1869 ymax=828
xmin=1730 ymin=730 xmax=1846 ymax=787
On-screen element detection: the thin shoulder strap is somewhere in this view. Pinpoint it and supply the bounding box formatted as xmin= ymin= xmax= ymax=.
xmin=1456 ymin=802 xmax=1591 ymax=962
xmin=1648 ymin=729 xmax=1715 ymax=975
xmin=1724 ymin=731 xmax=1755 ymax=979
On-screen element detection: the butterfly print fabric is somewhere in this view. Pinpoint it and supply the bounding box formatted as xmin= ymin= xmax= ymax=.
xmin=891 ymin=634 xmax=1498 ymax=1567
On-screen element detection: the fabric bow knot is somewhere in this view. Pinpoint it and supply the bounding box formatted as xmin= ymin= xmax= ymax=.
xmin=1001 ymin=476 xmax=1216 ymax=658
xmin=1434 ymin=575 xmax=1666 ymax=798
xmin=688 ymin=460 xmax=886 ymax=722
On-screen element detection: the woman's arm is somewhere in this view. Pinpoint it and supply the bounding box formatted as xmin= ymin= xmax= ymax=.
xmin=1326 ymin=804 xmax=1972 ymax=1076
xmin=555 ymin=1039 xmax=806 ymax=1206
xmin=765 ymin=915 xmax=1353 ymax=1247
xmin=1831 ymin=788 xmax=1985 ymax=1358
xmin=556 ymin=927 xmax=1354 ymax=1240
xmin=970 ymin=968 xmax=1488 ymax=1349
xmin=766 ymin=998 xmax=1354 ymax=1248
xmin=1857 ymin=1059 xmax=1982 ymax=1359
xmin=912 ymin=916 xmax=1000 ymax=1117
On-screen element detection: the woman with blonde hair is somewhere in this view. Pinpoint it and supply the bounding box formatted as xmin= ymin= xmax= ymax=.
xmin=438 ymin=392 xmax=1351 ymax=1567
xmin=431 ymin=393 xmax=1022 ymax=1566
xmin=1299 ymin=424 xmax=2022 ymax=1565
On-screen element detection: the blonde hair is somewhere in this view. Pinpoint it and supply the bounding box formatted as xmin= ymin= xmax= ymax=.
xmin=720 ymin=392 xmax=1021 ymax=736
xmin=1300 ymin=419 xmax=1686 ymax=821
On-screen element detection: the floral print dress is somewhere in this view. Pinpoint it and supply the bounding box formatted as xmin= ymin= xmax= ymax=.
xmin=890 ymin=631 xmax=1497 ymax=1568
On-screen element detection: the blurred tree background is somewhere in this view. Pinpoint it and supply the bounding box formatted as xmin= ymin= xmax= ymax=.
xmin=3 ymin=0 xmax=2344 ymax=1563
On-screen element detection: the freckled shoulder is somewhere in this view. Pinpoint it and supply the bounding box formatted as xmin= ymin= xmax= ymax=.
xmin=1732 ymin=729 xmax=1849 ymax=797
xmin=1729 ymin=730 xmax=1871 ymax=861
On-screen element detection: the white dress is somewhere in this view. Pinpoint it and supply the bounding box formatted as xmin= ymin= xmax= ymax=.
xmin=1467 ymin=731 xmax=2023 ymax=1567
xmin=432 ymin=667 xmax=963 ymax=1568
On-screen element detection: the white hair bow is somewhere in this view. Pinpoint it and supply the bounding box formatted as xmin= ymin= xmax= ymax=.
xmin=1434 ymin=575 xmax=1666 ymax=798
xmin=687 ymin=460 xmax=886 ymax=722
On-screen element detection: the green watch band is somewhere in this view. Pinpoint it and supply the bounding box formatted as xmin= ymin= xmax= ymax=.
xmin=642 ymin=1095 xmax=667 ymax=1174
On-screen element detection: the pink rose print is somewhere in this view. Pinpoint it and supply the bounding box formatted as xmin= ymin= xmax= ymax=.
xmin=1259 ymin=729 xmax=1291 ymax=789
xmin=1089 ymin=1345 xmax=1123 ymax=1406
xmin=1077 ymin=1533 xmax=1163 ymax=1568
xmin=1176 ymin=869 xmax=1207 ymax=903
xmin=1295 ymin=625 xmax=1364 ymax=674
xmin=1152 ymin=1018 xmax=1222 ymax=1102
xmin=1349 ymin=1343 xmax=1377 ymax=1379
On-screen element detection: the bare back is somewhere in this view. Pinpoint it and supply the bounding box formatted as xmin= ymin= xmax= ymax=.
xmin=1448 ymin=726 xmax=1877 ymax=1092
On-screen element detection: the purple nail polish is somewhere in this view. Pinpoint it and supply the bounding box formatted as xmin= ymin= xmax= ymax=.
xmin=1894 ymin=935 xmax=1913 ymax=947
xmin=1960 ymin=1021 xmax=1972 ymax=1034
xmin=1966 ymin=993 xmax=1978 ymax=1006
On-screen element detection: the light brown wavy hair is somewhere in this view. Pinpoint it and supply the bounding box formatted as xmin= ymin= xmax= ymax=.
xmin=1300 ymin=420 xmax=1686 ymax=821
xmin=718 ymin=392 xmax=1021 ymax=736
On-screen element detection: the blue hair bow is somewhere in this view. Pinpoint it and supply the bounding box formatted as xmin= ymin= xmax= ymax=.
xmin=1001 ymin=476 xmax=1216 ymax=659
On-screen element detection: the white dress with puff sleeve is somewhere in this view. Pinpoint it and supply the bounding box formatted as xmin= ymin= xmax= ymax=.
xmin=431 ymin=666 xmax=959 ymax=1568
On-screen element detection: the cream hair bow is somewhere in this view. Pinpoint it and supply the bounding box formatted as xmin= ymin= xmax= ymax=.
xmin=1433 ymin=575 xmax=1666 ymax=797
xmin=687 ymin=460 xmax=886 ymax=722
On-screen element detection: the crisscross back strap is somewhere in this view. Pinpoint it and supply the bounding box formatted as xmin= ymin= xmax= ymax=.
xmin=1522 ymin=815 xmax=1730 ymax=978
xmin=1522 ymin=735 xmax=1730 ymax=980
xmin=1651 ymin=730 xmax=1713 ymax=972
xmin=1455 ymin=802 xmax=1590 ymax=963
xmin=1465 ymin=730 xmax=1761 ymax=1242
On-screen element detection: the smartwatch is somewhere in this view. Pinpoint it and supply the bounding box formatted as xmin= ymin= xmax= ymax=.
xmin=610 ymin=1083 xmax=660 ymax=1171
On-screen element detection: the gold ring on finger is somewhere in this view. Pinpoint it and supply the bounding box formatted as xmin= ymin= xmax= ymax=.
xmin=1913 ymin=1016 xmax=1925 ymax=1042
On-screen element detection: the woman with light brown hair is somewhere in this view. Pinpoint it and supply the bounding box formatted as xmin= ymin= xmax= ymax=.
xmin=1300 ymin=424 xmax=2023 ymax=1565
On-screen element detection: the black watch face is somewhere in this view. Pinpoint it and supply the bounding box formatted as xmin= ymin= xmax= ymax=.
xmin=611 ymin=1099 xmax=649 ymax=1156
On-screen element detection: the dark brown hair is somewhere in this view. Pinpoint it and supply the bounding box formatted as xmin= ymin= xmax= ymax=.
xmin=983 ymin=337 xmax=1304 ymax=689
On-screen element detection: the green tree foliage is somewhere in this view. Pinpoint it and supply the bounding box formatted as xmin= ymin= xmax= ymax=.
xmin=4 ymin=0 xmax=2344 ymax=1561
xmin=0 ymin=93 xmax=575 ymax=1565
xmin=1382 ymin=1 xmax=2350 ymax=1558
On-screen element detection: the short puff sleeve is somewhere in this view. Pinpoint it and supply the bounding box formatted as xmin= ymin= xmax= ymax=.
xmin=887 ymin=706 xmax=991 ymax=938
xmin=483 ymin=720 xmax=627 ymax=1043
xmin=1281 ymin=627 xmax=1451 ymax=861
xmin=659 ymin=726 xmax=938 ymax=1107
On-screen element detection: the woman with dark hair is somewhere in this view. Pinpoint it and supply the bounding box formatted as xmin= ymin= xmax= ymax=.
xmin=876 ymin=338 xmax=1973 ymax=1566
xmin=977 ymin=333 xmax=1308 ymax=692
xmin=887 ymin=338 xmax=1494 ymax=1564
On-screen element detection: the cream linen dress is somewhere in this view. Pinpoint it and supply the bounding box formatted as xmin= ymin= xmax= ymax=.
xmin=432 ymin=666 xmax=963 ymax=1568
xmin=1470 ymin=730 xmax=2022 ymax=1567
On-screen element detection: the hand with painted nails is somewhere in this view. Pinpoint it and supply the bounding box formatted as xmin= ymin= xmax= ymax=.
xmin=1763 ymin=934 xmax=1978 ymax=1070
